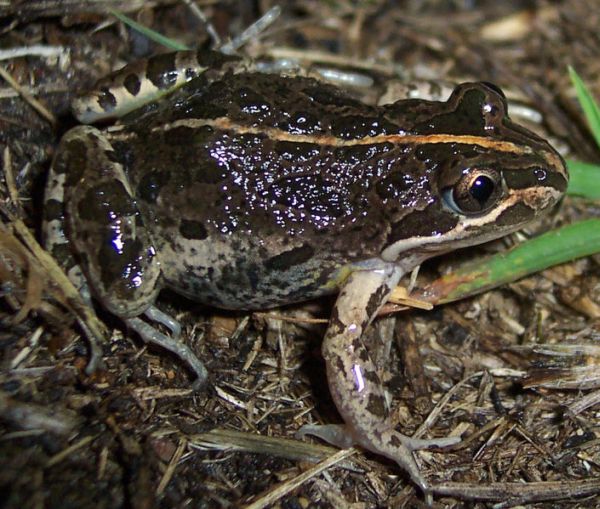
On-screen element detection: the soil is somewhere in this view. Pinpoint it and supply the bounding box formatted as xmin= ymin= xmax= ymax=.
xmin=1 ymin=1 xmax=600 ymax=508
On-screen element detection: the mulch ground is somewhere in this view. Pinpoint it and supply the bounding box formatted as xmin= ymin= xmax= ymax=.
xmin=1 ymin=1 xmax=600 ymax=507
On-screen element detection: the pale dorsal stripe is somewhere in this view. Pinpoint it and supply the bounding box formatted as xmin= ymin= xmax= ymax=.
xmin=155 ymin=117 xmax=530 ymax=154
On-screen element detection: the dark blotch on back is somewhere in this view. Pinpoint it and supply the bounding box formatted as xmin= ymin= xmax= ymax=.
xmin=375 ymin=171 xmax=414 ymax=200
xmin=179 ymin=219 xmax=208 ymax=240
xmin=264 ymin=244 xmax=315 ymax=271
xmin=279 ymin=111 xmax=322 ymax=135
xmin=79 ymin=182 xmax=136 ymax=222
xmin=334 ymin=144 xmax=392 ymax=166
xmin=175 ymin=84 xmax=229 ymax=119
xmin=137 ymin=171 xmax=171 ymax=204
xmin=108 ymin=140 xmax=134 ymax=170
xmin=186 ymin=156 xmax=227 ymax=185
xmin=269 ymin=175 xmax=345 ymax=218
xmin=331 ymin=115 xmax=388 ymax=140
xmin=274 ymin=141 xmax=320 ymax=162
xmin=235 ymin=86 xmax=272 ymax=120
xmin=163 ymin=125 xmax=199 ymax=146
xmin=62 ymin=138 xmax=89 ymax=185
xmin=99 ymin=237 xmax=146 ymax=296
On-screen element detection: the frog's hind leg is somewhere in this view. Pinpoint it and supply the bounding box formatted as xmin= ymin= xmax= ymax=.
xmin=44 ymin=139 xmax=87 ymax=296
xmin=45 ymin=126 xmax=207 ymax=386
xmin=297 ymin=266 xmax=459 ymax=499
xmin=44 ymin=128 xmax=106 ymax=372
xmin=71 ymin=50 xmax=242 ymax=123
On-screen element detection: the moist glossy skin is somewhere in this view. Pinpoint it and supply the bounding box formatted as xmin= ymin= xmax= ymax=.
xmin=49 ymin=72 xmax=567 ymax=314
xmin=44 ymin=51 xmax=568 ymax=496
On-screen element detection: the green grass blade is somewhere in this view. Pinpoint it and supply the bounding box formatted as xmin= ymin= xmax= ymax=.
xmin=411 ymin=219 xmax=600 ymax=305
xmin=109 ymin=9 xmax=190 ymax=51
xmin=569 ymin=66 xmax=600 ymax=149
xmin=567 ymin=159 xmax=600 ymax=199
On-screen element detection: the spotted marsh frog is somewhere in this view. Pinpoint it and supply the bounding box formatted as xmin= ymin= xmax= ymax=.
xmin=44 ymin=50 xmax=568 ymax=495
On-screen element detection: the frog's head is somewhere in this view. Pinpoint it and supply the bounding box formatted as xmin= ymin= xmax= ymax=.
xmin=380 ymin=82 xmax=568 ymax=264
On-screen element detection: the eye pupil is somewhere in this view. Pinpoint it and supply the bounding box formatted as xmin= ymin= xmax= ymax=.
xmin=470 ymin=175 xmax=495 ymax=205
xmin=442 ymin=169 xmax=502 ymax=215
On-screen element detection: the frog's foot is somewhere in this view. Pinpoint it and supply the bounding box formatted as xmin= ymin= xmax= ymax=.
xmin=296 ymin=423 xmax=459 ymax=495
xmin=125 ymin=317 xmax=207 ymax=390
xmin=363 ymin=427 xmax=460 ymax=500
xmin=297 ymin=424 xmax=459 ymax=451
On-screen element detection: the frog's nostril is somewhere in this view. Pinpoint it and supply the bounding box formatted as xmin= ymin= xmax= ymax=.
xmin=481 ymin=82 xmax=506 ymax=99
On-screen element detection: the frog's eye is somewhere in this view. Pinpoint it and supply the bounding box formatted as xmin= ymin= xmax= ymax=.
xmin=442 ymin=168 xmax=503 ymax=215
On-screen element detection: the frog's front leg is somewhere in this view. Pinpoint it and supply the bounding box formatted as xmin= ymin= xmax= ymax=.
xmin=300 ymin=265 xmax=458 ymax=494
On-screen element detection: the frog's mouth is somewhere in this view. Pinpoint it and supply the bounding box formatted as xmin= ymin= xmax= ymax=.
xmin=380 ymin=180 xmax=564 ymax=264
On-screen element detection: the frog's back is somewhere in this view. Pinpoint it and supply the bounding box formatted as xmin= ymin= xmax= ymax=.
xmin=108 ymin=72 xmax=565 ymax=310
xmin=109 ymin=72 xmax=431 ymax=309
xmin=130 ymin=69 xmax=452 ymax=138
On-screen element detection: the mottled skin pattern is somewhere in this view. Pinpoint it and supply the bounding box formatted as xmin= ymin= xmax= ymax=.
xmin=44 ymin=51 xmax=568 ymax=496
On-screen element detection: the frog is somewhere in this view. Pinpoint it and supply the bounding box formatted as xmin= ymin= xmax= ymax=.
xmin=43 ymin=50 xmax=568 ymax=497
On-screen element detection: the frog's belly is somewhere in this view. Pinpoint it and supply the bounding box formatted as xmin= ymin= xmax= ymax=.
xmin=156 ymin=240 xmax=341 ymax=310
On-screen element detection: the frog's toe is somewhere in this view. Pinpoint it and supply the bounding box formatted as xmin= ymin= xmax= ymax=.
xmin=298 ymin=424 xmax=431 ymax=494
xmin=296 ymin=422 xmax=462 ymax=497
xmin=125 ymin=317 xmax=207 ymax=389
xmin=75 ymin=316 xmax=105 ymax=375
xmin=295 ymin=423 xmax=355 ymax=449
xmin=144 ymin=305 xmax=182 ymax=338
xmin=403 ymin=435 xmax=461 ymax=450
